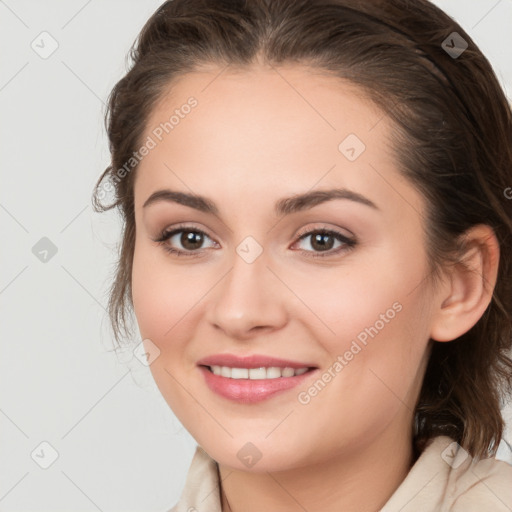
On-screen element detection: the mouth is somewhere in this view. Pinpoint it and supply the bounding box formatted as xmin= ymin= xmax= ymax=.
xmin=196 ymin=354 xmax=319 ymax=403
xmin=202 ymin=365 xmax=311 ymax=379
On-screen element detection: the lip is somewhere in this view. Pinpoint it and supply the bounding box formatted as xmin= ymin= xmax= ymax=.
xmin=197 ymin=353 xmax=315 ymax=369
xmin=197 ymin=353 xmax=318 ymax=404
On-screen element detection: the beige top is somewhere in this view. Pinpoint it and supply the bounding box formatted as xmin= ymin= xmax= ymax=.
xmin=168 ymin=436 xmax=512 ymax=511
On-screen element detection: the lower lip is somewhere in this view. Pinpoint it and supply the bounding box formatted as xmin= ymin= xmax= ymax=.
xmin=198 ymin=366 xmax=317 ymax=403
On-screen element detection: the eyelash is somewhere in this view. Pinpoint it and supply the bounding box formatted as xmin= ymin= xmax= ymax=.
xmin=152 ymin=223 xmax=357 ymax=259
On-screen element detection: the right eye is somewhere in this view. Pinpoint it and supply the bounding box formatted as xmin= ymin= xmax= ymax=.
xmin=153 ymin=224 xmax=218 ymax=258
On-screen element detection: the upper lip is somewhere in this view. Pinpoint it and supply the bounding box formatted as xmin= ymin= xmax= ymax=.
xmin=197 ymin=354 xmax=317 ymax=369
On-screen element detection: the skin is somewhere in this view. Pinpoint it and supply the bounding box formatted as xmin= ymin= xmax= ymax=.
xmin=130 ymin=62 xmax=499 ymax=512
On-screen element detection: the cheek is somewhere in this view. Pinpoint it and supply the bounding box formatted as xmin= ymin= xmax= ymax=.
xmin=131 ymin=241 xmax=206 ymax=343
xmin=285 ymin=290 xmax=430 ymax=461
xmin=288 ymin=250 xmax=431 ymax=412
xmin=131 ymin=245 xmax=206 ymax=418
xmin=283 ymin=249 xmax=426 ymax=356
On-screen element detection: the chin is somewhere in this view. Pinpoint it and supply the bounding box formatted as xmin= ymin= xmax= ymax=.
xmin=194 ymin=435 xmax=309 ymax=473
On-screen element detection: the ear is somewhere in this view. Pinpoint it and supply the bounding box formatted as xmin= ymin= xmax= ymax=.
xmin=429 ymin=224 xmax=500 ymax=342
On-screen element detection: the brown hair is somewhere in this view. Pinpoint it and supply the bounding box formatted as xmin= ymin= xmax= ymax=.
xmin=92 ymin=0 xmax=512 ymax=459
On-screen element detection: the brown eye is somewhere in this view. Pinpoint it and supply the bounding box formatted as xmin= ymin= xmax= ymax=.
xmin=309 ymin=232 xmax=336 ymax=251
xmin=179 ymin=230 xmax=205 ymax=251
xmin=294 ymin=229 xmax=357 ymax=258
xmin=153 ymin=225 xmax=217 ymax=257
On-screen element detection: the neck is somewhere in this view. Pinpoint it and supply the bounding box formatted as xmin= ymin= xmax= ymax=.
xmin=219 ymin=424 xmax=414 ymax=512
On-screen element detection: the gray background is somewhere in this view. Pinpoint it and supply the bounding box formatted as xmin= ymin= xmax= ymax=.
xmin=1 ymin=1 xmax=511 ymax=511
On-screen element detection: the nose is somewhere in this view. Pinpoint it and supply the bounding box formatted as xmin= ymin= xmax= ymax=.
xmin=205 ymin=247 xmax=288 ymax=340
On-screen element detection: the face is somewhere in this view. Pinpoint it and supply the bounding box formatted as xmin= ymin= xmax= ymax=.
xmin=131 ymin=63 xmax=436 ymax=472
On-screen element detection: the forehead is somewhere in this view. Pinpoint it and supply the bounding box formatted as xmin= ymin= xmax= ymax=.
xmin=141 ymin=63 xmax=388 ymax=158
xmin=133 ymin=64 xmax=422 ymax=221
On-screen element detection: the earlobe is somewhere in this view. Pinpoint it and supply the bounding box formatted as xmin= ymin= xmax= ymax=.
xmin=429 ymin=224 xmax=500 ymax=343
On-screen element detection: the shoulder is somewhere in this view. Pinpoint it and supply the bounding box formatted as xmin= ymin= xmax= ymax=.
xmin=166 ymin=445 xmax=222 ymax=512
xmin=443 ymin=439 xmax=512 ymax=511
xmin=381 ymin=436 xmax=512 ymax=512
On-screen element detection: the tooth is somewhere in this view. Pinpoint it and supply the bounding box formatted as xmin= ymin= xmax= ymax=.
xmin=266 ymin=367 xmax=282 ymax=379
xmin=212 ymin=365 xmax=310 ymax=379
xmin=281 ymin=367 xmax=295 ymax=378
xmin=249 ymin=367 xmax=267 ymax=380
xmin=231 ymin=367 xmax=249 ymax=379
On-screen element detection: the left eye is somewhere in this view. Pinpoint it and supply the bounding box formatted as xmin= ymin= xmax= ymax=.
xmin=292 ymin=229 xmax=356 ymax=257
xmin=299 ymin=230 xmax=353 ymax=252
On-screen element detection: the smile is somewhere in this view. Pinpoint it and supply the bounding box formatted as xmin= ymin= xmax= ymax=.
xmin=207 ymin=365 xmax=310 ymax=379
xmin=196 ymin=354 xmax=318 ymax=403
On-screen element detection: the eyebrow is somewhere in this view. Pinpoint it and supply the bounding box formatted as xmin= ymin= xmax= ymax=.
xmin=142 ymin=188 xmax=379 ymax=216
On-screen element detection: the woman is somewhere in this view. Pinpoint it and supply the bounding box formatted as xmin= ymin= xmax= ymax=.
xmin=92 ymin=0 xmax=512 ymax=510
